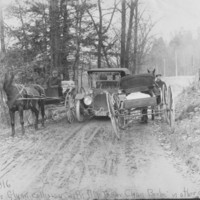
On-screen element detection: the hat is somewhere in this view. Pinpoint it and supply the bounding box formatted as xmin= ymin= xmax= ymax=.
xmin=52 ymin=70 xmax=58 ymax=75
xmin=156 ymin=74 xmax=162 ymax=77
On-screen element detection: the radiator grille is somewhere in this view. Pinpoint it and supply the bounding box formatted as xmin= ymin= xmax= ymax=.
xmin=93 ymin=93 xmax=108 ymax=111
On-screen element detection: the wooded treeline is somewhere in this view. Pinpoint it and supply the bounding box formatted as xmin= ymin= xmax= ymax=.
xmin=148 ymin=29 xmax=200 ymax=76
xmin=0 ymin=0 xmax=156 ymax=85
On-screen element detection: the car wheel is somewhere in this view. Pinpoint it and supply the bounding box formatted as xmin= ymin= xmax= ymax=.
xmin=75 ymin=100 xmax=84 ymax=122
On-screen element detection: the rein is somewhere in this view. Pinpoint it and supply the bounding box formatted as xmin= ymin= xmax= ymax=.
xmin=5 ymin=83 xmax=41 ymax=108
xmin=15 ymin=84 xmax=26 ymax=98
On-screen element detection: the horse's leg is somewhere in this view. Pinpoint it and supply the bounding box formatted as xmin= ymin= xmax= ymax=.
xmin=31 ymin=105 xmax=39 ymax=130
xmin=18 ymin=106 xmax=25 ymax=135
xmin=141 ymin=108 xmax=148 ymax=123
xmin=9 ymin=110 xmax=15 ymax=137
xmin=144 ymin=108 xmax=148 ymax=123
xmin=152 ymin=107 xmax=154 ymax=120
xmin=40 ymin=100 xmax=45 ymax=127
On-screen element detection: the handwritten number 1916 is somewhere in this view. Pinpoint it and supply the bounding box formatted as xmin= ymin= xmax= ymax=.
xmin=0 ymin=180 xmax=11 ymax=189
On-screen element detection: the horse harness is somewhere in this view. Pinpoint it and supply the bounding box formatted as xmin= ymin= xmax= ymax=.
xmin=7 ymin=84 xmax=41 ymax=109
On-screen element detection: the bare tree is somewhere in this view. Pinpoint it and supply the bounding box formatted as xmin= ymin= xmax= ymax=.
xmin=125 ymin=0 xmax=135 ymax=69
xmin=15 ymin=0 xmax=29 ymax=61
xmin=87 ymin=0 xmax=117 ymax=68
xmin=133 ymin=0 xmax=138 ymax=73
xmin=134 ymin=18 xmax=156 ymax=73
xmin=49 ymin=0 xmax=60 ymax=71
xmin=121 ymin=0 xmax=126 ymax=68
xmin=60 ymin=0 xmax=69 ymax=79
xmin=0 ymin=6 xmax=6 ymax=53
xmin=72 ymin=0 xmax=85 ymax=86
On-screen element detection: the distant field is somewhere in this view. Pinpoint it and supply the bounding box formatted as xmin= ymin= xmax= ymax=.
xmin=163 ymin=76 xmax=196 ymax=101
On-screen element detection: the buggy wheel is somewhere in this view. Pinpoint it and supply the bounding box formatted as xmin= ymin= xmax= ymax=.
xmin=107 ymin=93 xmax=120 ymax=139
xmin=65 ymin=92 xmax=75 ymax=123
xmin=75 ymin=100 xmax=84 ymax=122
xmin=161 ymin=84 xmax=167 ymax=105
xmin=160 ymin=84 xmax=167 ymax=120
xmin=166 ymin=86 xmax=174 ymax=127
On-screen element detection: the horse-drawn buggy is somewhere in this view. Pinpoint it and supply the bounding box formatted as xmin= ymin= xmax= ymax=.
xmin=75 ymin=68 xmax=174 ymax=139
xmin=2 ymin=71 xmax=76 ymax=136
xmin=109 ymin=73 xmax=174 ymax=138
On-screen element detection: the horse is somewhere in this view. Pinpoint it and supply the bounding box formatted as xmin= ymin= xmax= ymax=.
xmin=2 ymin=71 xmax=45 ymax=137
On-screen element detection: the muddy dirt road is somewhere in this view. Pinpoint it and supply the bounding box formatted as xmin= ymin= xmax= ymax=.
xmin=0 ymin=115 xmax=199 ymax=200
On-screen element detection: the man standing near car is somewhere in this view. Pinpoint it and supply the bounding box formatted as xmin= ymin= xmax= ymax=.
xmin=155 ymin=74 xmax=166 ymax=89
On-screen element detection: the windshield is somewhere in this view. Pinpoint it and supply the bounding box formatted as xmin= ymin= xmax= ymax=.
xmin=89 ymin=72 xmax=121 ymax=89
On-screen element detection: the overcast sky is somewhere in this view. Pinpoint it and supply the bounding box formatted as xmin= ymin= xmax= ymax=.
xmin=144 ymin=0 xmax=200 ymax=41
xmin=2 ymin=0 xmax=200 ymax=41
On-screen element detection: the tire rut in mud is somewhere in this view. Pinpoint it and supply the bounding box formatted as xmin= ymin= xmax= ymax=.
xmin=25 ymin=120 xmax=107 ymax=193
xmin=0 ymin=121 xmax=87 ymax=192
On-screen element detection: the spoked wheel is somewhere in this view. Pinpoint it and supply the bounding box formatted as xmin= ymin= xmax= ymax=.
xmin=65 ymin=91 xmax=76 ymax=123
xmin=160 ymin=84 xmax=167 ymax=120
xmin=161 ymin=84 xmax=167 ymax=105
xmin=166 ymin=86 xmax=174 ymax=127
xmin=107 ymin=93 xmax=120 ymax=139
xmin=112 ymin=94 xmax=125 ymax=129
xmin=75 ymin=100 xmax=85 ymax=122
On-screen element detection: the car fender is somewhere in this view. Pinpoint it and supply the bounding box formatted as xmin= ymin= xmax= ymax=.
xmin=75 ymin=93 xmax=84 ymax=100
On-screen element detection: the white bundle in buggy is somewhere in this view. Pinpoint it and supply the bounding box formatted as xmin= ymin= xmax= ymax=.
xmin=126 ymin=92 xmax=151 ymax=100
xmin=61 ymin=80 xmax=75 ymax=93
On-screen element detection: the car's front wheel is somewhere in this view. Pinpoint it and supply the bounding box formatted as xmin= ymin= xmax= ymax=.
xmin=75 ymin=100 xmax=84 ymax=122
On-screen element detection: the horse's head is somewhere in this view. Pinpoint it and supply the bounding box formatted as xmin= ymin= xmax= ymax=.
xmin=147 ymin=68 xmax=156 ymax=77
xmin=3 ymin=71 xmax=14 ymax=92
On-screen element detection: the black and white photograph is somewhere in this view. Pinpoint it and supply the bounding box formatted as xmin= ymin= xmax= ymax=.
xmin=0 ymin=0 xmax=200 ymax=199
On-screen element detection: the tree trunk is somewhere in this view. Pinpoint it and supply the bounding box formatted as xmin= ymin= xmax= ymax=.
xmin=121 ymin=0 xmax=126 ymax=68
xmin=73 ymin=1 xmax=83 ymax=88
xmin=16 ymin=0 xmax=29 ymax=62
xmin=0 ymin=8 xmax=9 ymax=126
xmin=42 ymin=3 xmax=48 ymax=53
xmin=49 ymin=0 xmax=60 ymax=72
xmin=125 ymin=0 xmax=135 ymax=70
xmin=102 ymin=44 xmax=111 ymax=68
xmin=87 ymin=0 xmax=116 ymax=69
xmin=133 ymin=0 xmax=138 ymax=74
xmin=0 ymin=6 xmax=6 ymax=53
xmin=97 ymin=0 xmax=102 ymax=68
xmin=60 ymin=0 xmax=69 ymax=79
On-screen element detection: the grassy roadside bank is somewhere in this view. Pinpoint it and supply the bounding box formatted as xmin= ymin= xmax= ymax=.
xmin=159 ymin=82 xmax=200 ymax=183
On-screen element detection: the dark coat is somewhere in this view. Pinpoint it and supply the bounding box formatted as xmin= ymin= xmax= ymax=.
xmin=155 ymin=79 xmax=166 ymax=88
xmin=47 ymin=77 xmax=61 ymax=87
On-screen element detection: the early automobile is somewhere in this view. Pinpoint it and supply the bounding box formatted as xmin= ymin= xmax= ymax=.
xmin=75 ymin=68 xmax=131 ymax=123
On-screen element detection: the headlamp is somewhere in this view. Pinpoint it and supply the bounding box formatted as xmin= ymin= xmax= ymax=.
xmin=84 ymin=96 xmax=93 ymax=105
xmin=118 ymin=89 xmax=122 ymax=94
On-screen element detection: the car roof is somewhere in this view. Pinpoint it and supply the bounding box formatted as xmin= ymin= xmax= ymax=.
xmin=87 ymin=68 xmax=131 ymax=75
